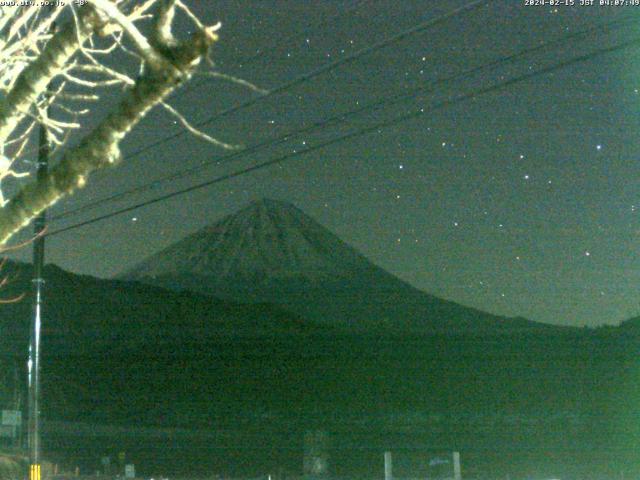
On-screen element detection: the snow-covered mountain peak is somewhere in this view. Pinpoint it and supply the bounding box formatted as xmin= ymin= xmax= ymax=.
xmin=122 ymin=198 xmax=370 ymax=283
xmin=121 ymin=199 xmax=548 ymax=333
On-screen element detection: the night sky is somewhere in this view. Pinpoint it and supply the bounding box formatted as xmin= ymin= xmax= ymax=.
xmin=7 ymin=0 xmax=640 ymax=327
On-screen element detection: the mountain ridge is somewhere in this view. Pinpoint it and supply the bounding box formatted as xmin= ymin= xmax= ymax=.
xmin=122 ymin=198 xmax=378 ymax=283
xmin=121 ymin=198 xmax=559 ymax=334
xmin=0 ymin=259 xmax=330 ymax=359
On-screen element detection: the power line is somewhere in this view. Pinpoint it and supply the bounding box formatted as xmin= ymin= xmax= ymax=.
xmin=15 ymin=0 xmax=473 ymax=166
xmin=104 ymin=0 xmax=492 ymax=162
xmin=172 ymin=0 xmax=368 ymax=99
xmin=52 ymin=0 xmax=494 ymax=219
xmin=16 ymin=2 xmax=368 ymax=163
xmin=45 ymin=35 xmax=640 ymax=239
xmin=50 ymin=11 xmax=640 ymax=222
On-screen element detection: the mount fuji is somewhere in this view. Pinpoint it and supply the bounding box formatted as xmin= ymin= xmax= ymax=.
xmin=121 ymin=198 xmax=553 ymax=333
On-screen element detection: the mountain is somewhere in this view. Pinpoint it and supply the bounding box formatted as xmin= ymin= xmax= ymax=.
xmin=0 ymin=260 xmax=328 ymax=360
xmin=0 ymin=261 xmax=631 ymax=477
xmin=121 ymin=198 xmax=556 ymax=333
xmin=0 ymin=259 xmax=334 ymax=422
xmin=0 ymin=261 xmax=598 ymax=430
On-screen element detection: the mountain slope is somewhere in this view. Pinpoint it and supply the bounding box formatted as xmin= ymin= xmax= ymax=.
xmin=121 ymin=198 xmax=555 ymax=333
xmin=0 ymin=262 xmax=629 ymax=478
xmin=0 ymin=260 xmax=327 ymax=359
xmin=0 ymin=260 xmax=331 ymax=423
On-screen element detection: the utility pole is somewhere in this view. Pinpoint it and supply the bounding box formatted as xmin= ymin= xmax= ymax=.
xmin=28 ymin=80 xmax=51 ymax=480
xmin=13 ymin=361 xmax=21 ymax=447
xmin=384 ymin=451 xmax=392 ymax=480
xmin=453 ymin=451 xmax=461 ymax=480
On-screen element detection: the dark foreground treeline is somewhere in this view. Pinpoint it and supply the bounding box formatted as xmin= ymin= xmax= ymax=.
xmin=0 ymin=263 xmax=639 ymax=478
xmin=22 ymin=331 xmax=640 ymax=480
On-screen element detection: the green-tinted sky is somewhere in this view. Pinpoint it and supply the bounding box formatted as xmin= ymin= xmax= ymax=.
xmin=9 ymin=0 xmax=640 ymax=327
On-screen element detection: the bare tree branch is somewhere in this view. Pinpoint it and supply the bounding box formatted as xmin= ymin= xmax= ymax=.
xmin=86 ymin=0 xmax=166 ymax=69
xmin=160 ymin=101 xmax=240 ymax=150
xmin=0 ymin=6 xmax=102 ymax=145
xmin=0 ymin=21 xmax=220 ymax=244
xmin=0 ymin=1 xmax=246 ymax=246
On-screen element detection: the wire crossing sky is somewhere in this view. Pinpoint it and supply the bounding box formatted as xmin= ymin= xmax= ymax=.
xmin=8 ymin=0 xmax=640 ymax=328
xmin=46 ymin=34 xmax=640 ymax=238
xmin=49 ymin=11 xmax=640 ymax=224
